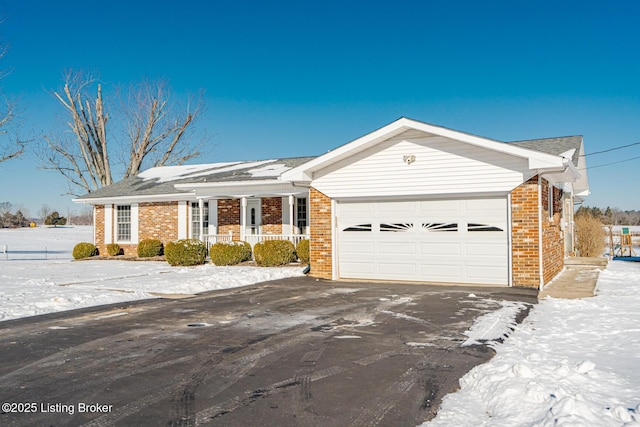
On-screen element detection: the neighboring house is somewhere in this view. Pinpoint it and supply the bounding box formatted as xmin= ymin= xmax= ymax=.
xmin=74 ymin=117 xmax=589 ymax=290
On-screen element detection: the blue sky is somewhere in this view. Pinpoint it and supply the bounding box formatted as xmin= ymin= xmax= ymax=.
xmin=0 ymin=0 xmax=639 ymax=216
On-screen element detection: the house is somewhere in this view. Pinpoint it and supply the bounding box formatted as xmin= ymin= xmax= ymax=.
xmin=74 ymin=117 xmax=589 ymax=290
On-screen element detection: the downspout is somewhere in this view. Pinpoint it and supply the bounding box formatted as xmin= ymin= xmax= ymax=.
xmin=537 ymin=174 xmax=544 ymax=291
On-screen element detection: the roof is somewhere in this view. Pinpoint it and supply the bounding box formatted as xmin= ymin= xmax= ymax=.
xmin=508 ymin=136 xmax=583 ymax=166
xmin=74 ymin=156 xmax=316 ymax=201
xmin=75 ymin=119 xmax=588 ymax=203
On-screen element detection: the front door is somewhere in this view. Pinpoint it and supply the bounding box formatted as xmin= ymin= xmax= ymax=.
xmin=245 ymin=198 xmax=261 ymax=235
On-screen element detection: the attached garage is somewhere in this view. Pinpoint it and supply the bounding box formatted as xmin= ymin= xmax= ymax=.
xmin=336 ymin=197 xmax=509 ymax=285
xmin=281 ymin=117 xmax=586 ymax=289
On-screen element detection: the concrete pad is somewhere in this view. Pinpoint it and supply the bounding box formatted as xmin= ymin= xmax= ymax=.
xmin=539 ymin=257 xmax=608 ymax=299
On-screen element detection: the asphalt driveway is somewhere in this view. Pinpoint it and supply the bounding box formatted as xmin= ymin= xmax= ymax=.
xmin=0 ymin=276 xmax=537 ymax=426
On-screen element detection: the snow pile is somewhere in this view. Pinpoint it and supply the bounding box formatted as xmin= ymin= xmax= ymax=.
xmin=424 ymin=260 xmax=640 ymax=427
xmin=0 ymin=226 xmax=304 ymax=321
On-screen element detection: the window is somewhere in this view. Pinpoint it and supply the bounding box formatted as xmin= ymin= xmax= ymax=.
xmin=296 ymin=198 xmax=308 ymax=228
xmin=343 ymin=224 xmax=372 ymax=232
xmin=116 ymin=205 xmax=131 ymax=242
xmin=548 ymin=183 xmax=554 ymax=221
xmin=191 ymin=202 xmax=209 ymax=239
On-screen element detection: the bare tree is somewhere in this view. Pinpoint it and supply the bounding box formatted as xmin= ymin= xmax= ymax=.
xmin=40 ymin=71 xmax=205 ymax=195
xmin=0 ymin=32 xmax=25 ymax=164
xmin=37 ymin=203 xmax=52 ymax=223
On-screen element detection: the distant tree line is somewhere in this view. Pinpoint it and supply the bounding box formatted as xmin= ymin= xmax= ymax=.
xmin=0 ymin=202 xmax=93 ymax=227
xmin=576 ymin=206 xmax=640 ymax=225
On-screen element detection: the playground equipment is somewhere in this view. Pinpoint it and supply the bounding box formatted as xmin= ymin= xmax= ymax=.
xmin=609 ymin=226 xmax=637 ymax=258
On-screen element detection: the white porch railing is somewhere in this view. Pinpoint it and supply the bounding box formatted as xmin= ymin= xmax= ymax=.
xmin=202 ymin=232 xmax=310 ymax=249
xmin=202 ymin=232 xmax=234 ymax=249
xmin=243 ymin=234 xmax=310 ymax=248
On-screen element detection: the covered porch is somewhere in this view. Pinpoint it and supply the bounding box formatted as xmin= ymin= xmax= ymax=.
xmin=175 ymin=180 xmax=310 ymax=249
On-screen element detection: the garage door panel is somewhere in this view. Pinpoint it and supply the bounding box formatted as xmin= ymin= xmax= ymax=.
xmin=340 ymin=242 xmax=376 ymax=254
xmin=340 ymin=261 xmax=376 ymax=276
xmin=337 ymin=198 xmax=508 ymax=285
xmin=420 ymin=242 xmax=462 ymax=255
xmin=378 ymin=242 xmax=417 ymax=254
xmin=465 ymin=242 xmax=505 ymax=256
xmin=379 ymin=262 xmax=417 ymax=276
xmin=419 ymin=264 xmax=463 ymax=279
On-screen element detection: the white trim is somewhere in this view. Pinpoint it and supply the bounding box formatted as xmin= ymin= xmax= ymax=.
xmin=131 ymin=203 xmax=139 ymax=244
xmin=74 ymin=192 xmax=194 ymax=206
xmin=538 ymin=176 xmax=544 ymax=290
xmin=331 ymin=199 xmax=337 ymax=281
xmin=209 ymin=199 xmax=218 ymax=235
xmin=178 ymin=201 xmax=188 ymax=239
xmin=507 ymin=193 xmax=513 ymax=287
xmin=104 ymin=204 xmax=113 ymax=244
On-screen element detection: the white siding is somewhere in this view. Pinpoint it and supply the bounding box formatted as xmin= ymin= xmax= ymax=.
xmin=104 ymin=204 xmax=113 ymax=244
xmin=131 ymin=203 xmax=139 ymax=244
xmin=178 ymin=201 xmax=188 ymax=239
xmin=313 ymin=134 xmax=529 ymax=199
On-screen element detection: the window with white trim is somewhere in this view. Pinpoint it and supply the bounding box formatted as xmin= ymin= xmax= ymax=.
xmin=191 ymin=202 xmax=209 ymax=239
xmin=296 ymin=198 xmax=308 ymax=229
xmin=116 ymin=205 xmax=131 ymax=242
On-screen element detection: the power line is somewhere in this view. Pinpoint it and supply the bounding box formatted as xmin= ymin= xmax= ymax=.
xmin=581 ymin=141 xmax=640 ymax=156
xmin=580 ymin=154 xmax=640 ymax=170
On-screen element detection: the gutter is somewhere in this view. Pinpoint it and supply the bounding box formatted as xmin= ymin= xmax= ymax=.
xmin=537 ymin=175 xmax=544 ymax=291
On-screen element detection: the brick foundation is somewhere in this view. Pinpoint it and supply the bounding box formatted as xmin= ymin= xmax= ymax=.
xmin=309 ymin=187 xmax=332 ymax=279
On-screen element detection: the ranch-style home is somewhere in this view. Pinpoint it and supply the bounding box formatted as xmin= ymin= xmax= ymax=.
xmin=74 ymin=117 xmax=589 ymax=290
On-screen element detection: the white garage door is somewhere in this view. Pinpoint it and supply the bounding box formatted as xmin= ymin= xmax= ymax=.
xmin=337 ymin=198 xmax=509 ymax=285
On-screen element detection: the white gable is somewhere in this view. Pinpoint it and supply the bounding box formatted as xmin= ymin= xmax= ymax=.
xmin=312 ymin=132 xmax=531 ymax=199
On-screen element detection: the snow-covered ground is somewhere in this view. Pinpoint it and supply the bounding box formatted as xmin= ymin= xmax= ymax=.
xmin=0 ymin=226 xmax=304 ymax=321
xmin=424 ymin=260 xmax=640 ymax=427
xmin=2 ymin=226 xmax=639 ymax=426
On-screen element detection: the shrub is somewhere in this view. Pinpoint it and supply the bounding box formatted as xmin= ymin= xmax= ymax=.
xmin=254 ymin=240 xmax=296 ymax=267
xmin=73 ymin=242 xmax=98 ymax=259
xmin=210 ymin=241 xmax=252 ymax=266
xmin=137 ymin=239 xmax=164 ymax=257
xmin=575 ymin=214 xmax=606 ymax=257
xmin=296 ymin=239 xmax=310 ymax=264
xmin=106 ymin=243 xmax=122 ymax=256
xmin=165 ymin=239 xmax=207 ymax=266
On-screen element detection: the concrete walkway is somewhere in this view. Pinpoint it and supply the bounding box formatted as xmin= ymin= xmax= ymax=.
xmin=538 ymin=257 xmax=609 ymax=299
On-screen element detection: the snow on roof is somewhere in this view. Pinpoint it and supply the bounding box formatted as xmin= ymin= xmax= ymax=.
xmin=138 ymin=159 xmax=281 ymax=183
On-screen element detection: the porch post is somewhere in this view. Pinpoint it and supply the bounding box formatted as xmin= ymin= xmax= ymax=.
xmin=289 ymin=195 xmax=295 ymax=237
xmin=198 ymin=198 xmax=204 ymax=241
xmin=240 ymin=197 xmax=247 ymax=241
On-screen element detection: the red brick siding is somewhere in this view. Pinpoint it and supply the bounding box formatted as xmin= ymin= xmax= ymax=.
xmin=138 ymin=202 xmax=179 ymax=242
xmin=511 ymin=177 xmax=540 ymax=288
xmin=541 ymin=181 xmax=564 ymax=284
xmin=261 ymin=197 xmax=283 ymax=234
xmin=94 ymin=205 xmax=106 ymax=255
xmin=218 ymin=199 xmax=240 ymax=240
xmin=309 ymin=187 xmax=332 ymax=279
xmin=510 ymin=176 xmax=565 ymax=288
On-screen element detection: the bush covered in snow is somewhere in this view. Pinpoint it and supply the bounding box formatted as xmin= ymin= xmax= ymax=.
xmin=209 ymin=241 xmax=251 ymax=266
xmin=164 ymin=239 xmax=207 ymax=266
xmin=137 ymin=239 xmax=164 ymax=258
xmin=295 ymin=239 xmax=310 ymax=264
xmin=254 ymin=240 xmax=296 ymax=267
xmin=73 ymin=242 xmax=98 ymax=259
xmin=106 ymin=243 xmax=122 ymax=256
